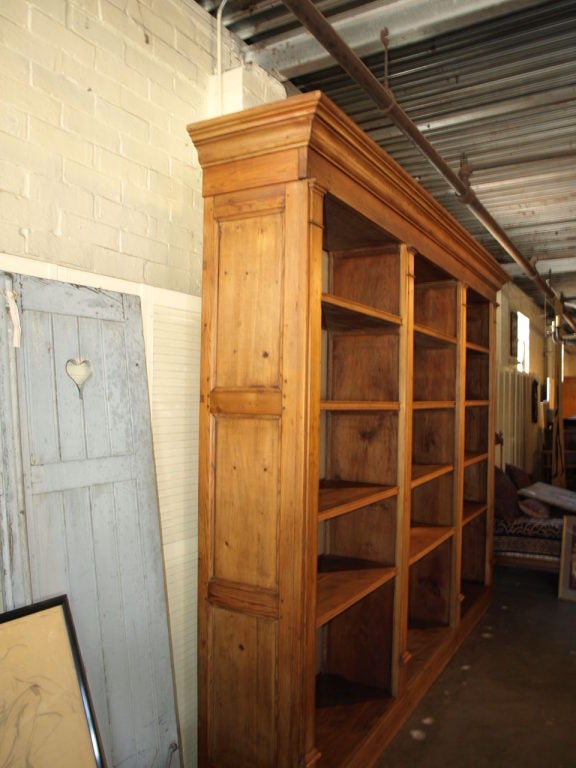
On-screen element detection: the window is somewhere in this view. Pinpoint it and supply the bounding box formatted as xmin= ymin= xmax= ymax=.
xmin=516 ymin=311 xmax=530 ymax=372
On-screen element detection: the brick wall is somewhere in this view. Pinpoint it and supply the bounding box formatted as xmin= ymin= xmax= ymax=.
xmin=0 ymin=4 xmax=286 ymax=766
xmin=0 ymin=0 xmax=282 ymax=296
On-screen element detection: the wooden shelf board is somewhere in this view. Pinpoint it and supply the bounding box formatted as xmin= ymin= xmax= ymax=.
xmin=315 ymin=682 xmax=395 ymax=768
xmin=322 ymin=294 xmax=401 ymax=331
xmin=466 ymin=341 xmax=490 ymax=354
xmin=413 ymin=400 xmax=456 ymax=410
xmin=413 ymin=324 xmax=457 ymax=347
xmin=319 ymin=481 xmax=398 ymax=521
xmin=321 ymin=400 xmax=400 ymax=412
xmin=463 ymin=501 xmax=487 ymax=525
xmin=460 ymin=581 xmax=490 ymax=619
xmin=316 ymin=556 xmax=396 ymax=628
xmin=409 ymin=526 xmax=455 ymax=565
xmin=465 ymin=400 xmax=489 ymax=408
xmin=411 ymin=463 xmax=453 ymax=488
xmin=405 ymin=624 xmax=452 ymax=687
xmin=463 ymin=451 xmax=489 ymax=467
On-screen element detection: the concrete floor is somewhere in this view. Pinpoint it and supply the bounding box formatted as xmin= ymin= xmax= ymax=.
xmin=376 ymin=567 xmax=576 ymax=768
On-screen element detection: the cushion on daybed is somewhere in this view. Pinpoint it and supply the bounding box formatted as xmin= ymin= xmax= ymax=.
xmin=517 ymin=497 xmax=550 ymax=519
xmin=493 ymin=514 xmax=563 ymax=567
xmin=495 ymin=466 xmax=519 ymax=522
xmin=494 ymin=465 xmax=563 ymax=571
xmin=505 ymin=463 xmax=533 ymax=490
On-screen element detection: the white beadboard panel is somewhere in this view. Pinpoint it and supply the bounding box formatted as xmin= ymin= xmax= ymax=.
xmin=149 ymin=298 xmax=201 ymax=768
xmin=496 ymin=368 xmax=539 ymax=472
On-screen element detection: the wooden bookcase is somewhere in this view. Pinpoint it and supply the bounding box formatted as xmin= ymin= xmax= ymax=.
xmin=188 ymin=92 xmax=507 ymax=768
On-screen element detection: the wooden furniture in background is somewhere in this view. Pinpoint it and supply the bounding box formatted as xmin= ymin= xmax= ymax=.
xmin=188 ymin=92 xmax=508 ymax=768
xmin=563 ymin=377 xmax=576 ymax=418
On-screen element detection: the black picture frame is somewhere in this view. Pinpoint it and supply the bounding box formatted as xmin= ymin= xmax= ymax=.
xmin=0 ymin=594 xmax=107 ymax=767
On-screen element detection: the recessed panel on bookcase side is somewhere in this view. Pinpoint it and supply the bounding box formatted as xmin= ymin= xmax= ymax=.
xmin=213 ymin=415 xmax=280 ymax=589
xmin=215 ymin=210 xmax=284 ymax=389
xmin=210 ymin=606 xmax=278 ymax=768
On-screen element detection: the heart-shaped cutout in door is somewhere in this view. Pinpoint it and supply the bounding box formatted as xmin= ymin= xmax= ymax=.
xmin=66 ymin=358 xmax=93 ymax=399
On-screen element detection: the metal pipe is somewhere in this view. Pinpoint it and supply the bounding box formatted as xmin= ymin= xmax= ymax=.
xmin=217 ymin=0 xmax=231 ymax=115
xmin=279 ymin=0 xmax=576 ymax=331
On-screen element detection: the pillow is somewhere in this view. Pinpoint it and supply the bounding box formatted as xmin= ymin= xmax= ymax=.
xmin=494 ymin=466 xmax=519 ymax=522
xmin=518 ymin=498 xmax=550 ymax=519
xmin=505 ymin=463 xmax=532 ymax=490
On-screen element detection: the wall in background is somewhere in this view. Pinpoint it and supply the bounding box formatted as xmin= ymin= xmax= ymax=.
xmin=0 ymin=0 xmax=283 ymax=297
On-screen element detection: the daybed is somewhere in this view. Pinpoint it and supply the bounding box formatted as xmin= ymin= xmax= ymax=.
xmin=494 ymin=465 xmax=565 ymax=573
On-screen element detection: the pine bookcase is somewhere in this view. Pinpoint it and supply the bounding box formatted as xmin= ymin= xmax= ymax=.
xmin=188 ymin=91 xmax=508 ymax=768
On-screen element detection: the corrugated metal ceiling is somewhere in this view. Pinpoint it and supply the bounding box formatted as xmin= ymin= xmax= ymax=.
xmin=198 ymin=0 xmax=576 ymax=322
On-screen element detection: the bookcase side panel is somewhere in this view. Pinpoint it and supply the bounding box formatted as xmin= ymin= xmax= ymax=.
xmin=200 ymin=182 xmax=318 ymax=767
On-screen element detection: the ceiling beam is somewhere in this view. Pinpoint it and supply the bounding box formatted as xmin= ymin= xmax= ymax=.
xmin=246 ymin=0 xmax=545 ymax=79
xmin=273 ymin=0 xmax=576 ymax=331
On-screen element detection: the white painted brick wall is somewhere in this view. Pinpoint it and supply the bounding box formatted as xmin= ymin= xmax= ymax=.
xmin=0 ymin=0 xmax=283 ymax=296
xmin=0 ymin=4 xmax=286 ymax=766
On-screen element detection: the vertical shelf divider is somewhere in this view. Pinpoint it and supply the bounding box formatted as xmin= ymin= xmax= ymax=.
xmin=394 ymin=244 xmax=415 ymax=696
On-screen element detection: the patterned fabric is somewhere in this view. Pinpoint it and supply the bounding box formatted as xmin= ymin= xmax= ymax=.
xmin=494 ymin=516 xmax=563 ymax=564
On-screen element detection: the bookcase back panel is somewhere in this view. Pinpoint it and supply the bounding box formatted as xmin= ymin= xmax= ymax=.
xmin=324 ymin=581 xmax=395 ymax=690
xmin=413 ymin=344 xmax=456 ymax=401
xmin=465 ymin=407 xmax=489 ymax=454
xmin=464 ymin=460 xmax=488 ymax=503
xmin=216 ymin=213 xmax=283 ymax=389
xmin=414 ymin=282 xmax=457 ymax=337
xmin=331 ymin=251 xmax=401 ymax=315
xmin=330 ymin=332 xmax=399 ymax=401
xmin=408 ymin=540 xmax=452 ymax=626
xmin=462 ymin=514 xmax=488 ymax=582
xmin=412 ymin=409 xmax=455 ymax=465
xmin=466 ymin=297 xmax=490 ymax=348
xmin=213 ymin=416 xmax=280 ymax=589
xmin=412 ymin=473 xmax=454 ymax=526
xmin=328 ymin=412 xmax=398 ymax=485
xmin=326 ymin=499 xmax=397 ymax=564
xmin=466 ymin=353 xmax=490 ymax=400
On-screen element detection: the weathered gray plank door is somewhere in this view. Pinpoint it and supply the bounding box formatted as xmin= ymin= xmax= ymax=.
xmin=0 ymin=273 xmax=179 ymax=768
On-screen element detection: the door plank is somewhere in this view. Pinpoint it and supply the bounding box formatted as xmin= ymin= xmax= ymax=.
xmin=1 ymin=274 xmax=179 ymax=768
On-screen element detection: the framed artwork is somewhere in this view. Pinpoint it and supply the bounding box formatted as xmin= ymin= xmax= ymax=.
xmin=559 ymin=515 xmax=576 ymax=601
xmin=0 ymin=595 xmax=107 ymax=767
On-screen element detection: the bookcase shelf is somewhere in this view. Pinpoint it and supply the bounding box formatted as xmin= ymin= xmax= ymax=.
xmin=190 ymin=91 xmax=506 ymax=768
xmin=318 ymin=480 xmax=398 ymax=522
xmin=409 ymin=526 xmax=455 ymax=565
xmin=316 ymin=556 xmax=396 ymax=627
xmin=322 ymin=294 xmax=401 ymax=331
